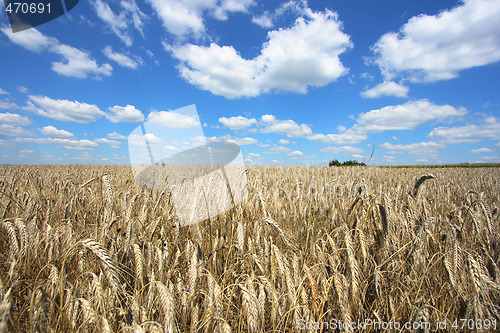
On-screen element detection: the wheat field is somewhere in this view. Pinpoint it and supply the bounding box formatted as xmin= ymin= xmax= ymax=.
xmin=0 ymin=165 xmax=499 ymax=332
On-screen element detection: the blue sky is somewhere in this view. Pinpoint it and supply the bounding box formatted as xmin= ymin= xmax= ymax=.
xmin=1 ymin=0 xmax=500 ymax=165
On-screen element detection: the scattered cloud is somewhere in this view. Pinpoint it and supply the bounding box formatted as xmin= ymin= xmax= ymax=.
xmin=91 ymin=0 xmax=146 ymax=46
xmin=361 ymin=81 xmax=409 ymax=98
xmin=306 ymin=132 xmax=368 ymax=145
xmin=219 ymin=116 xmax=257 ymax=130
xmin=1 ymin=26 xmax=112 ymax=79
xmin=146 ymin=110 xmax=200 ymax=128
xmin=372 ymin=0 xmax=500 ymax=82
xmin=428 ymin=116 xmax=500 ymax=143
xmin=278 ymin=139 xmax=290 ymax=145
xmin=0 ymin=112 xmax=31 ymax=126
xmin=380 ymin=141 xmax=445 ymax=158
xmin=40 ymin=125 xmax=75 ymax=139
xmin=106 ymin=104 xmax=144 ymax=123
xmin=27 ymin=95 xmax=105 ymax=123
xmin=264 ymin=145 xmax=292 ymax=154
xmin=147 ymin=0 xmax=254 ymax=39
xmin=0 ymin=124 xmax=34 ymax=137
xmin=319 ymin=146 xmax=364 ymax=155
xmin=128 ymin=133 xmax=163 ymax=146
xmin=252 ymin=12 xmax=273 ymax=28
xmin=470 ymin=147 xmax=492 ymax=153
xmin=260 ymin=114 xmax=312 ymax=138
xmin=169 ymin=8 xmax=352 ymax=98
xmin=0 ymin=100 xmax=17 ymax=110
xmin=107 ymin=132 xmax=128 ymax=140
xmin=103 ymin=46 xmax=140 ymax=69
xmin=287 ymin=150 xmax=304 ymax=157
xmin=94 ymin=138 xmax=121 ymax=145
xmin=17 ymin=86 xmax=29 ymax=93
xmin=0 ymin=88 xmax=8 ymax=95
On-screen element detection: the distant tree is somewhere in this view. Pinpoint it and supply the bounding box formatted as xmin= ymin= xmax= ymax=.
xmin=329 ymin=159 xmax=366 ymax=167
xmin=329 ymin=159 xmax=342 ymax=167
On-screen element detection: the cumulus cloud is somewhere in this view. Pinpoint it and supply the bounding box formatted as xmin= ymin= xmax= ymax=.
xmin=1 ymin=26 xmax=112 ymax=79
xmin=106 ymin=105 xmax=145 ymax=123
xmin=380 ymin=141 xmax=445 ymax=158
xmin=15 ymin=137 xmax=99 ymax=150
xmin=147 ymin=0 xmax=254 ymax=39
xmin=107 ymin=132 xmax=128 ymax=140
xmin=40 ymin=126 xmax=75 ymax=139
xmin=428 ymin=116 xmax=500 ymax=143
xmin=0 ymin=124 xmax=34 ymax=137
xmin=264 ymin=145 xmax=292 ymax=154
xmin=319 ymin=146 xmax=364 ymax=155
xmin=27 ymin=95 xmax=105 ymax=123
xmin=287 ymin=150 xmax=304 ymax=157
xmin=354 ymin=99 xmax=467 ymax=133
xmin=219 ymin=135 xmax=258 ymax=146
xmin=146 ymin=110 xmax=200 ymax=128
xmin=94 ymin=138 xmax=121 ymax=145
xmin=471 ymin=147 xmax=492 ymax=153
xmin=260 ymin=114 xmax=312 ymax=138
xmin=361 ymin=81 xmax=409 ymax=98
xmin=371 ymin=0 xmax=500 ymax=82
xmin=169 ymin=9 xmax=352 ymax=98
xmin=219 ymin=116 xmax=257 ymax=130
xmin=128 ymin=133 xmax=163 ymax=146
xmin=306 ymin=132 xmax=368 ymax=145
xmin=0 ymin=100 xmax=18 ymax=110
xmin=0 ymin=88 xmax=8 ymax=95
xmin=278 ymin=139 xmax=290 ymax=145
xmin=0 ymin=112 xmax=31 ymax=126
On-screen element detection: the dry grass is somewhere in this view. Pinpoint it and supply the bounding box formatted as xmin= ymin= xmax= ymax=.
xmin=0 ymin=164 xmax=499 ymax=332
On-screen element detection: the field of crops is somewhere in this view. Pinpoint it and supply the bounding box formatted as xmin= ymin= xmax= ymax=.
xmin=0 ymin=165 xmax=499 ymax=332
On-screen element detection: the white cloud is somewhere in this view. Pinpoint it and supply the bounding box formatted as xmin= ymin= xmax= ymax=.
xmin=0 ymin=88 xmax=8 ymax=95
xmin=19 ymin=150 xmax=34 ymax=154
xmin=252 ymin=12 xmax=273 ymax=28
xmin=169 ymin=9 xmax=352 ymax=98
xmin=147 ymin=0 xmax=254 ymax=39
xmin=471 ymin=147 xmax=492 ymax=153
xmin=14 ymin=137 xmax=99 ymax=150
xmin=40 ymin=125 xmax=75 ymax=139
xmin=0 ymin=26 xmax=55 ymax=52
xmin=380 ymin=141 xmax=445 ymax=158
xmin=106 ymin=105 xmax=144 ymax=123
xmin=146 ymin=110 xmax=200 ymax=128
xmin=17 ymin=86 xmax=28 ymax=93
xmin=107 ymin=132 xmax=127 ymax=140
xmin=319 ymin=146 xmax=364 ymax=155
xmin=103 ymin=46 xmax=140 ymax=69
xmin=1 ymin=27 xmax=112 ymax=79
xmin=219 ymin=116 xmax=257 ymax=130
xmin=218 ymin=134 xmax=258 ymax=146
xmin=128 ymin=133 xmax=163 ymax=146
xmin=260 ymin=114 xmax=312 ymax=138
xmin=94 ymin=138 xmax=121 ymax=145
xmin=372 ymin=0 xmax=500 ymax=82
xmin=91 ymin=0 xmax=145 ymax=46
xmin=361 ymin=81 xmax=409 ymax=98
xmin=354 ymin=99 xmax=467 ymax=133
xmin=428 ymin=116 xmax=500 ymax=143
xmin=287 ymin=150 xmax=304 ymax=157
xmin=306 ymin=132 xmax=368 ymax=145
xmin=0 ymin=100 xmax=17 ymax=110
xmin=278 ymin=139 xmax=290 ymax=145
xmin=27 ymin=95 xmax=105 ymax=123
xmin=0 ymin=112 xmax=31 ymax=126
xmin=0 ymin=124 xmax=34 ymax=137
xmin=51 ymin=44 xmax=113 ymax=78
xmin=264 ymin=145 xmax=292 ymax=154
